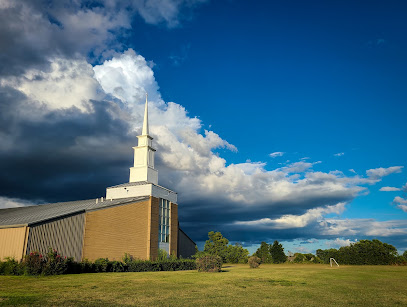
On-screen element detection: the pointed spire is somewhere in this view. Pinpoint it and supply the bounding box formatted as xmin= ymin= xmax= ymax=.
xmin=142 ymin=92 xmax=149 ymax=135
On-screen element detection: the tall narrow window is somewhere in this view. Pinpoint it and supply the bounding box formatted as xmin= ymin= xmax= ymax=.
xmin=159 ymin=199 xmax=170 ymax=243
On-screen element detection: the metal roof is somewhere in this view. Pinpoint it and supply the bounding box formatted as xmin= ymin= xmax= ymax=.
xmin=0 ymin=196 xmax=149 ymax=228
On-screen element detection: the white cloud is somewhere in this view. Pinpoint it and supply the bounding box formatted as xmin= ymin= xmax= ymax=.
xmin=269 ymin=152 xmax=284 ymax=158
xmin=366 ymin=166 xmax=403 ymax=180
xmin=393 ymin=196 xmax=407 ymax=213
xmin=133 ymin=0 xmax=208 ymax=27
xmin=380 ymin=187 xmax=401 ymax=191
xmin=326 ymin=238 xmax=357 ymax=248
xmin=334 ymin=152 xmax=344 ymax=157
xmin=0 ymin=196 xmax=39 ymax=209
xmin=1 ymin=58 xmax=103 ymax=112
xmin=234 ymin=202 xmax=347 ymax=229
xmin=321 ymin=218 xmax=407 ymax=237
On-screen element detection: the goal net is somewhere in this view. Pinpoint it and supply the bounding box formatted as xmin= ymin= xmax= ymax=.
xmin=330 ymin=258 xmax=339 ymax=267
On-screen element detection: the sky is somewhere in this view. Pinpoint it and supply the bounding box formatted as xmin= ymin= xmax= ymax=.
xmin=0 ymin=0 xmax=406 ymax=254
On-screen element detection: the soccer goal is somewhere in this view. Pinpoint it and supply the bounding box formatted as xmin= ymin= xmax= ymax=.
xmin=330 ymin=258 xmax=339 ymax=267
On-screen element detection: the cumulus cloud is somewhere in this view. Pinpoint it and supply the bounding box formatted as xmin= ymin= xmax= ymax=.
xmin=393 ymin=197 xmax=407 ymax=213
xmin=321 ymin=218 xmax=407 ymax=237
xmin=334 ymin=152 xmax=344 ymax=157
xmin=380 ymin=187 xmax=401 ymax=192
xmin=0 ymin=0 xmax=132 ymax=76
xmin=269 ymin=152 xmax=284 ymax=158
xmin=234 ymin=202 xmax=347 ymax=229
xmin=1 ymin=58 xmax=103 ymax=112
xmin=132 ymin=0 xmax=208 ymax=28
xmin=326 ymin=238 xmax=357 ymax=248
xmin=0 ymin=0 xmax=206 ymax=76
xmin=366 ymin=166 xmax=403 ymax=180
xmin=0 ymin=196 xmax=39 ymax=209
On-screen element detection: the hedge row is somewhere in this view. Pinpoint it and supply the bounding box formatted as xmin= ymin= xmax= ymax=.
xmin=0 ymin=249 xmax=196 ymax=276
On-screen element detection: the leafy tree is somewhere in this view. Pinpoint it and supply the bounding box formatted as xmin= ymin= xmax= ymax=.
xmin=202 ymin=231 xmax=248 ymax=263
xmin=203 ymin=231 xmax=229 ymax=262
xmin=270 ymin=240 xmax=287 ymax=263
xmin=225 ymin=243 xmax=249 ymax=264
xmin=317 ymin=240 xmax=398 ymax=265
xmin=316 ymin=248 xmax=339 ymax=264
xmin=254 ymin=242 xmax=272 ymax=263
xmin=403 ymin=250 xmax=407 ymax=260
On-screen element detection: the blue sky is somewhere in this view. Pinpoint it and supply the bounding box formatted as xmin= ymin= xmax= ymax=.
xmin=0 ymin=0 xmax=406 ymax=254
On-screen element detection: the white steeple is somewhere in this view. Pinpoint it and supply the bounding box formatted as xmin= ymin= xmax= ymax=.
xmin=142 ymin=93 xmax=149 ymax=135
xmin=129 ymin=93 xmax=158 ymax=184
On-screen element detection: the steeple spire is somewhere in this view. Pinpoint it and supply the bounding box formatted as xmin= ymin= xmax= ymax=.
xmin=142 ymin=93 xmax=149 ymax=135
xmin=128 ymin=93 xmax=158 ymax=185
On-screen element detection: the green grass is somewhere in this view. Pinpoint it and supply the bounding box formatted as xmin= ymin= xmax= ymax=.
xmin=1 ymin=264 xmax=406 ymax=306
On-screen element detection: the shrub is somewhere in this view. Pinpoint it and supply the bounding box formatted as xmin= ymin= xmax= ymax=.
xmin=122 ymin=253 xmax=135 ymax=265
xmin=0 ymin=257 xmax=21 ymax=275
xmin=80 ymin=259 xmax=95 ymax=273
xmin=23 ymin=251 xmax=45 ymax=275
xmin=0 ymin=250 xmax=196 ymax=276
xmin=157 ymin=249 xmax=168 ymax=261
xmin=248 ymin=256 xmax=261 ymax=268
xmin=42 ymin=248 xmax=68 ymax=275
xmin=196 ymin=255 xmax=222 ymax=272
xmin=66 ymin=257 xmax=82 ymax=274
xmin=94 ymin=258 xmax=110 ymax=272
xmin=111 ymin=261 xmax=127 ymax=272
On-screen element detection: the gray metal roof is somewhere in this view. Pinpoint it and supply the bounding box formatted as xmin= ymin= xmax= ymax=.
xmin=0 ymin=196 xmax=149 ymax=228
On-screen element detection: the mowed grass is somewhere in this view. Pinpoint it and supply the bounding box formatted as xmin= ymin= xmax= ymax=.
xmin=1 ymin=264 xmax=406 ymax=306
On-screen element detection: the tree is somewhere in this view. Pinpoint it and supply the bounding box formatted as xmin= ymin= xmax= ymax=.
xmin=270 ymin=240 xmax=287 ymax=263
xmin=316 ymin=239 xmax=398 ymax=265
xmin=254 ymin=242 xmax=272 ymax=263
xmin=225 ymin=243 xmax=249 ymax=264
xmin=203 ymin=231 xmax=229 ymax=262
xmin=403 ymin=250 xmax=407 ymax=260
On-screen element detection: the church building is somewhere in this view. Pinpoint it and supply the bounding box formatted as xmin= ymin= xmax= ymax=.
xmin=0 ymin=96 xmax=196 ymax=261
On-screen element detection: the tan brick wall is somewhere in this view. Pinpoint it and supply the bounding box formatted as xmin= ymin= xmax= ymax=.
xmin=170 ymin=203 xmax=178 ymax=257
xmin=148 ymin=197 xmax=159 ymax=260
xmin=0 ymin=226 xmax=28 ymax=261
xmin=82 ymin=200 xmax=150 ymax=261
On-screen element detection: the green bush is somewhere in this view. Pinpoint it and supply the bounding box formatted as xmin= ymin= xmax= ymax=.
xmin=0 ymin=257 xmax=21 ymax=275
xmin=42 ymin=248 xmax=68 ymax=275
xmin=94 ymin=258 xmax=110 ymax=272
xmin=248 ymin=256 xmax=261 ymax=268
xmin=0 ymin=250 xmax=196 ymax=276
xmin=196 ymin=255 xmax=222 ymax=272
xmin=23 ymin=251 xmax=45 ymax=275
xmin=111 ymin=261 xmax=127 ymax=272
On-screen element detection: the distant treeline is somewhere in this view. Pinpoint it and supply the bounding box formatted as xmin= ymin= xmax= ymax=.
xmin=197 ymin=232 xmax=407 ymax=266
xmin=316 ymin=239 xmax=406 ymax=265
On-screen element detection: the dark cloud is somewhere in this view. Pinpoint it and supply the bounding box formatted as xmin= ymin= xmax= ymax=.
xmin=0 ymin=0 xmax=130 ymax=76
xmin=0 ymin=85 xmax=135 ymax=202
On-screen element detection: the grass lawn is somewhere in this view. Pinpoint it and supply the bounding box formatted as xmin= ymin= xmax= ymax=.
xmin=0 ymin=264 xmax=406 ymax=306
